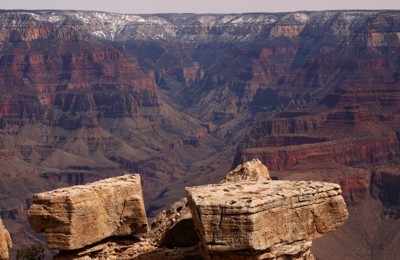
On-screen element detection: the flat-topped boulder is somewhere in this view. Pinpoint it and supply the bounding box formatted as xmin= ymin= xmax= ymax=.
xmin=186 ymin=180 xmax=348 ymax=259
xmin=0 ymin=217 xmax=12 ymax=260
xmin=28 ymin=174 xmax=148 ymax=250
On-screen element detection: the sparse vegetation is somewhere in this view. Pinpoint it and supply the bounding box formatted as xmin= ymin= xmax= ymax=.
xmin=16 ymin=244 xmax=45 ymax=260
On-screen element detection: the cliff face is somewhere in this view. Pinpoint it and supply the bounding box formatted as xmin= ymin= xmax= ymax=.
xmin=0 ymin=10 xmax=400 ymax=258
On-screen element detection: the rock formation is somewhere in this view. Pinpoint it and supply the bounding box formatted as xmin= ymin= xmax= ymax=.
xmin=29 ymin=160 xmax=349 ymax=259
xmin=28 ymin=174 xmax=148 ymax=250
xmin=221 ymin=158 xmax=271 ymax=183
xmin=144 ymin=158 xmax=272 ymax=250
xmin=144 ymin=198 xmax=199 ymax=248
xmin=187 ymin=181 xmax=348 ymax=259
xmin=0 ymin=217 xmax=12 ymax=260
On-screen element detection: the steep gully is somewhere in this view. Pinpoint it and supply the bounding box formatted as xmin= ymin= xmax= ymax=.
xmin=0 ymin=10 xmax=399 ymax=258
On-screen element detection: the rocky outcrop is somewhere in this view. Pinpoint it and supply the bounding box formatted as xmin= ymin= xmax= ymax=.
xmin=145 ymin=158 xmax=272 ymax=249
xmin=187 ymin=181 xmax=348 ymax=259
xmin=28 ymin=174 xmax=148 ymax=250
xmin=30 ymin=160 xmax=348 ymax=259
xmin=221 ymin=158 xmax=271 ymax=183
xmin=0 ymin=217 xmax=12 ymax=260
xmin=144 ymin=198 xmax=199 ymax=248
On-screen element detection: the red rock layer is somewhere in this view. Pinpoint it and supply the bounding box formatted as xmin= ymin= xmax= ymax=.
xmin=238 ymin=132 xmax=399 ymax=171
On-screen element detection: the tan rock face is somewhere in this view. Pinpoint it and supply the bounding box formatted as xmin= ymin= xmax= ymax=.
xmin=145 ymin=158 xmax=271 ymax=250
xmin=29 ymin=161 xmax=349 ymax=260
xmin=186 ymin=180 xmax=348 ymax=258
xmin=220 ymin=158 xmax=271 ymax=183
xmin=0 ymin=217 xmax=12 ymax=260
xmin=28 ymin=174 xmax=148 ymax=250
xmin=144 ymin=198 xmax=199 ymax=248
xmin=54 ymin=238 xmax=201 ymax=260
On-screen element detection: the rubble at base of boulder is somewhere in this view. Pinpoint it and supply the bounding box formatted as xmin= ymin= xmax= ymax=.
xmin=55 ymin=238 xmax=202 ymax=260
xmin=27 ymin=160 xmax=349 ymax=259
xmin=0 ymin=217 xmax=12 ymax=260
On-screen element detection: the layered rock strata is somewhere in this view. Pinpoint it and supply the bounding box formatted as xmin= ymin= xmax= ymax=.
xmin=30 ymin=160 xmax=349 ymax=259
xmin=28 ymin=174 xmax=148 ymax=250
xmin=186 ymin=181 xmax=348 ymax=259
xmin=0 ymin=218 xmax=12 ymax=260
xmin=145 ymin=158 xmax=271 ymax=249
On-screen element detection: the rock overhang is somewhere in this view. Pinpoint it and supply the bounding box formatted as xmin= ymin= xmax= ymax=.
xmin=186 ymin=180 xmax=348 ymax=255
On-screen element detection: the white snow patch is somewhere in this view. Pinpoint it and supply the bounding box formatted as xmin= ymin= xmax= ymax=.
xmin=91 ymin=31 xmax=107 ymax=38
xmin=293 ymin=13 xmax=309 ymax=23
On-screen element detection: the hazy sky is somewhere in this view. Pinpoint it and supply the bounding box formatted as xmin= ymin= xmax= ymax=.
xmin=1 ymin=0 xmax=400 ymax=14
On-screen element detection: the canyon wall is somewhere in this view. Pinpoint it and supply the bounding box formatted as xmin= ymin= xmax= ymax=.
xmin=0 ymin=10 xmax=400 ymax=258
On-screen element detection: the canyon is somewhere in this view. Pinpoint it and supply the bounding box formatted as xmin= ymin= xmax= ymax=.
xmin=0 ymin=9 xmax=399 ymax=259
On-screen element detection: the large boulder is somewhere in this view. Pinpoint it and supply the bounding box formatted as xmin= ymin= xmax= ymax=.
xmin=145 ymin=158 xmax=271 ymax=249
xmin=0 ymin=217 xmax=12 ymax=260
xmin=28 ymin=174 xmax=148 ymax=250
xmin=186 ymin=180 xmax=348 ymax=259
xmin=34 ymin=161 xmax=349 ymax=260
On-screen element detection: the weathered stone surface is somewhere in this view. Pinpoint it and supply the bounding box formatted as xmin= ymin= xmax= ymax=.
xmin=221 ymin=158 xmax=271 ymax=183
xmin=54 ymin=237 xmax=202 ymax=260
xmin=146 ymin=158 xmax=270 ymax=249
xmin=0 ymin=217 xmax=12 ymax=260
xmin=144 ymin=198 xmax=199 ymax=248
xmin=28 ymin=174 xmax=148 ymax=250
xmin=186 ymin=180 xmax=348 ymax=258
xmin=209 ymin=243 xmax=315 ymax=260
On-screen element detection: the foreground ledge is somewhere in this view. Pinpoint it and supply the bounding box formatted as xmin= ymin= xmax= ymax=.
xmin=28 ymin=174 xmax=148 ymax=250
